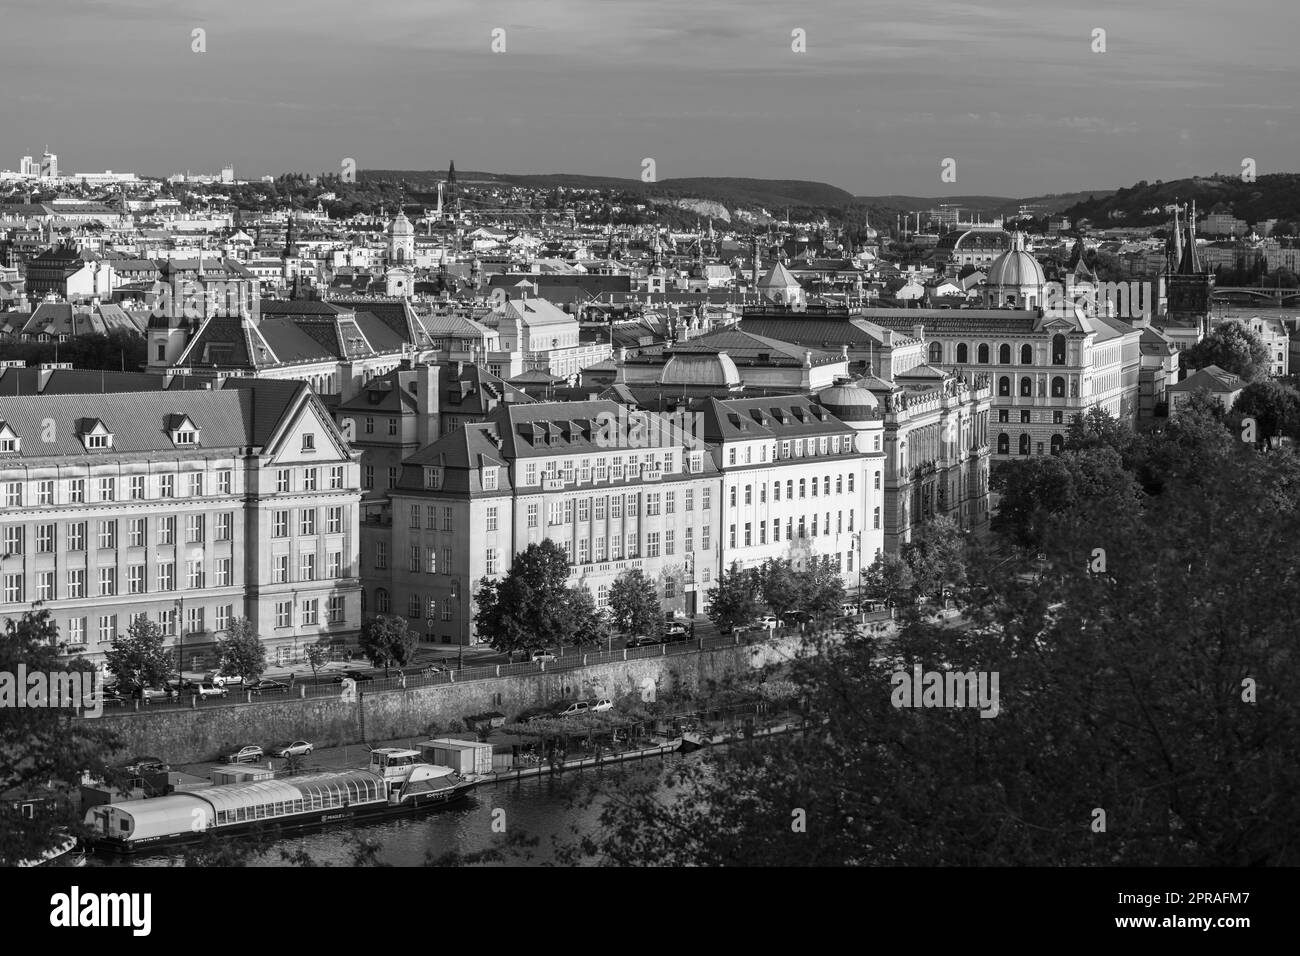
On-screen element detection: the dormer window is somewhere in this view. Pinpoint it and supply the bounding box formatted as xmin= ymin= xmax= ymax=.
xmin=482 ymin=467 xmax=499 ymax=491
xmin=166 ymin=414 xmax=199 ymax=447
xmin=78 ymin=419 xmax=114 ymax=451
xmin=424 ymin=466 xmax=442 ymax=490
xmin=0 ymin=424 xmax=18 ymax=454
xmin=174 ymin=430 xmax=196 ymax=446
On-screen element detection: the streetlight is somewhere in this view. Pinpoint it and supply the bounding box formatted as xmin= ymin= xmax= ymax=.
xmin=450 ymin=579 xmax=463 ymax=669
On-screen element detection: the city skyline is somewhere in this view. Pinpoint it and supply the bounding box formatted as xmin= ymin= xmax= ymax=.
xmin=1 ymin=0 xmax=1296 ymax=195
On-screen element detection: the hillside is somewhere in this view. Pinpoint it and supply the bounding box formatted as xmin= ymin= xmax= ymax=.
xmin=1063 ymin=173 xmax=1300 ymax=227
xmin=853 ymin=191 xmax=1115 ymax=219
xmin=360 ymin=170 xmax=854 ymax=212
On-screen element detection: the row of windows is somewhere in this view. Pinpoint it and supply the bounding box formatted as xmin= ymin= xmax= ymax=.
xmin=513 ymin=452 xmax=700 ymax=489
xmin=273 ymin=596 xmax=346 ymax=628
xmin=728 ymin=473 xmax=866 ymax=507
xmin=728 ymin=509 xmax=865 ymax=547
xmin=272 ymin=507 xmax=348 ymax=538
xmin=995 ymin=433 xmax=1067 ymax=456
xmin=726 ymin=434 xmax=856 ymax=467
xmin=0 ymin=514 xmax=236 ymax=554
xmin=0 ymin=465 xmax=346 ymax=508
xmin=0 ymin=556 xmax=247 ymax=603
xmin=929 ymin=335 xmax=1069 ymax=367
xmin=995 ymin=375 xmax=1078 ymax=398
xmin=997 ymin=409 xmax=1067 ymax=425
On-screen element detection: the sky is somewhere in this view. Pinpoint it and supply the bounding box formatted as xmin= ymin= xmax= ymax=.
xmin=0 ymin=0 xmax=1295 ymax=197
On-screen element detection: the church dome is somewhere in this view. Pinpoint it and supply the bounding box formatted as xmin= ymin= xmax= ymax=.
xmin=986 ymin=232 xmax=1045 ymax=288
xmin=816 ymin=381 xmax=879 ymax=421
xmin=659 ymin=352 xmax=741 ymax=389
xmin=388 ymin=211 xmax=415 ymax=236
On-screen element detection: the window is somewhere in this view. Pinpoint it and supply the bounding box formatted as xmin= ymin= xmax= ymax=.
xmin=874 ymin=471 xmax=881 ymax=490
xmin=1052 ymin=376 xmax=1066 ymax=398
xmin=325 ymin=507 xmax=342 ymax=534
xmin=483 ymin=468 xmax=498 ymax=491
xmin=375 ymin=541 xmax=387 ymax=569
xmin=276 ymin=469 xmax=290 ymax=493
xmin=701 ymin=526 xmax=710 ymax=551
xmin=702 ymin=489 xmax=710 ymax=510
xmin=303 ymin=468 xmax=318 ymax=492
xmin=158 ymin=516 xmax=175 ymax=545
xmin=276 ymin=601 xmax=291 ymax=628
xmin=35 ymin=523 xmax=54 ymax=553
xmin=216 ymin=604 xmax=233 ymax=632
xmin=185 ymin=514 xmax=204 ymax=543
xmin=1052 ymin=334 xmax=1067 ymax=365
xmin=67 ymin=522 xmax=85 ymax=551
xmin=301 ymin=553 xmax=316 ymax=581
xmin=1051 ymin=434 xmax=1064 ymax=455
xmin=956 ymin=343 xmax=969 ymax=363
xmin=2 ymin=573 xmax=23 ymax=604
xmin=928 ymin=341 xmax=943 ymax=363
xmin=647 ymin=532 xmax=661 ymax=557
xmin=302 ymin=599 xmax=319 ymax=626
xmin=329 ymin=551 xmax=343 ymax=578
xmin=1053 ymin=411 xmax=1063 ymax=425
xmin=184 ymin=607 xmax=203 ymax=635
xmin=978 ymin=344 xmax=989 ymax=364
xmin=328 ymin=596 xmax=345 ymax=624
xmin=329 ymin=466 xmax=344 ymax=490
xmin=998 ymin=376 xmax=1010 ymax=397
xmin=647 ymin=493 xmax=661 ymax=516
xmin=32 ymin=479 xmax=52 ymax=506
xmin=215 ymin=558 xmax=232 ymax=587
xmin=1019 ymin=433 xmax=1031 ymax=455
xmin=364 ymin=416 xmax=374 ymax=434
xmin=35 ymin=571 xmax=54 ymax=602
xmin=799 ymin=479 xmax=806 ymax=499
xmin=68 ymin=617 xmax=85 ymax=645
xmin=1021 ymin=343 xmax=1033 ymax=365
xmin=187 ymin=560 xmax=204 ymax=589
xmin=526 ymin=503 xmax=538 ymax=528
xmin=98 ymin=477 xmax=115 ymax=501
xmin=443 ymin=507 xmax=453 ymax=531
xmin=301 ymin=509 xmax=316 ymax=535
xmin=219 ymin=470 xmax=233 ymax=495
xmin=1020 ymin=376 xmax=1032 ymax=397
xmin=997 ymin=433 xmax=1010 ymax=455
xmin=409 ymin=504 xmax=420 ymax=530
xmin=442 ymin=547 xmax=452 ymax=571
xmin=302 ymin=433 xmax=316 ymax=452
xmin=189 ymin=473 xmax=203 ymax=497
xmin=86 ymin=433 xmax=111 ymax=450
xmin=485 ymin=548 xmax=498 ymax=575
xmin=216 ymin=512 xmax=233 ymax=541
xmin=157 ymin=562 xmax=175 ymax=592
xmin=998 ymin=409 xmax=1009 ymax=423
xmin=388 ymin=418 xmax=398 ymax=436
xmin=68 ymin=479 xmax=84 ymax=504
xmin=159 ymin=474 xmax=174 ymax=498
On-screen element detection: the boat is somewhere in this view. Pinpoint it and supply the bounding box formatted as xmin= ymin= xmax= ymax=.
xmin=17 ymin=831 xmax=84 ymax=867
xmin=84 ymin=748 xmax=475 ymax=855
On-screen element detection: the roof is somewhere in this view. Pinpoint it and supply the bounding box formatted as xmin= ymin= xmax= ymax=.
xmin=1169 ymin=364 xmax=1243 ymax=394
xmin=700 ymin=395 xmax=853 ymax=443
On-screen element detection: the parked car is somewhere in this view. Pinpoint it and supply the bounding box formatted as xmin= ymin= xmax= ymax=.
xmin=204 ymin=672 xmax=244 ymax=687
xmin=664 ymin=622 xmax=689 ymax=638
xmin=224 ymin=745 xmax=263 ymax=764
xmin=625 ymin=635 xmax=660 ymax=648
xmin=192 ymin=682 xmax=228 ymax=699
xmin=333 ymin=670 xmax=374 ymax=683
xmin=272 ymin=740 xmax=313 ymax=758
xmin=554 ymin=700 xmax=590 ymax=718
xmin=840 ymin=602 xmax=860 ymax=617
xmin=589 ymin=698 xmax=613 ymax=713
xmin=137 ymin=685 xmax=178 ymax=702
xmin=530 ymin=650 xmax=557 ymax=663
xmin=422 ymin=664 xmax=444 ymax=675
xmin=249 ymin=679 xmax=289 ymax=695
xmin=756 ymin=615 xmax=780 ymax=630
xmin=99 ymin=690 xmax=128 ymax=708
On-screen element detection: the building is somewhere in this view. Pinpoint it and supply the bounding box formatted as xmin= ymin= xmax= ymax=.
xmin=1168 ymin=364 xmax=1243 ymax=412
xmin=1159 ymin=203 xmax=1215 ymax=352
xmin=0 ymin=379 xmax=362 ymax=670
xmin=701 ymin=395 xmax=883 ymax=586
xmin=370 ymin=400 xmax=722 ymax=644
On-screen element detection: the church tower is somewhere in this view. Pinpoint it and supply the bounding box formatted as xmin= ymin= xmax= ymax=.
xmin=1164 ymin=202 xmax=1214 ymax=336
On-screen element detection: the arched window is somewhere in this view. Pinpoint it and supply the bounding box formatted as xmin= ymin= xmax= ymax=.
xmin=978 ymin=343 xmax=990 ymax=364
xmin=999 ymin=344 xmax=1011 ymax=364
xmin=928 ymin=341 xmax=943 ymax=364
xmin=1019 ymin=433 xmax=1031 ymax=456
xmin=957 ymin=343 xmax=969 ymax=363
xmin=1051 ymin=376 xmax=1065 ymax=397
xmin=1052 ymin=333 xmax=1067 ymax=365
xmin=1020 ymin=376 xmax=1032 ymax=397
xmin=998 ymin=376 xmax=1010 ymax=397
xmin=1050 ymin=434 xmax=1064 ymax=455
xmin=376 ymin=588 xmax=390 ymax=614
xmin=997 ymin=432 xmax=1009 ymax=455
xmin=1021 ymin=343 xmax=1033 ymax=365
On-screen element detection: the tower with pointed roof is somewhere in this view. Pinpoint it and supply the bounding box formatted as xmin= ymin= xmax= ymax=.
xmin=388 ymin=209 xmax=415 ymax=265
xmin=1163 ymin=202 xmax=1214 ymax=336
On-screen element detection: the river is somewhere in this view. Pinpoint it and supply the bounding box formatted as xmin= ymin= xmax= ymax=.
xmin=102 ymin=750 xmax=702 ymax=867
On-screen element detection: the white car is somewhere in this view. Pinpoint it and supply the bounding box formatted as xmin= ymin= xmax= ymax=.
xmin=757 ymin=615 xmax=780 ymax=630
xmin=590 ymin=698 xmax=613 ymax=713
xmin=204 ymin=672 xmax=244 ymax=687
xmin=224 ymin=745 xmax=264 ymax=764
xmin=272 ymin=740 xmax=313 ymax=758
xmin=530 ymin=650 xmax=556 ymax=663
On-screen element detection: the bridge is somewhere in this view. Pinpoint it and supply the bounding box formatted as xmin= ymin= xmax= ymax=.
xmin=1211 ymin=287 xmax=1300 ymax=306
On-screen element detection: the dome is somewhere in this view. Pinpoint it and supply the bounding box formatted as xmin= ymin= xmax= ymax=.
xmin=388 ymin=211 xmax=414 ymax=236
xmin=817 ymin=381 xmax=879 ymax=421
xmin=659 ymin=352 xmax=741 ymax=389
xmin=986 ymin=232 xmax=1045 ymax=288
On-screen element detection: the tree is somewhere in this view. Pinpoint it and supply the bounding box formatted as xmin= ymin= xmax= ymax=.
xmin=758 ymin=559 xmax=801 ymax=623
xmin=566 ymin=586 xmax=607 ymax=646
xmin=1232 ymin=379 xmax=1300 ymax=442
xmin=473 ymin=540 xmax=581 ymax=658
xmin=216 ymin=618 xmax=267 ymax=683
xmin=1185 ymin=321 xmax=1270 ymax=382
xmin=105 ymin=617 xmax=174 ymax=693
xmin=359 ymin=615 xmax=418 ymax=676
xmin=705 ymin=565 xmax=762 ymax=634
xmin=901 ymin=516 xmax=969 ymax=602
xmin=1064 ymin=406 xmax=1132 ymax=458
xmin=862 ymin=550 xmax=915 ymax=606
xmin=608 ymin=569 xmax=660 ymax=636
xmin=796 ymin=557 xmax=846 ymax=627
xmin=0 ymin=608 xmax=119 ymax=866
xmin=305 ymin=638 xmax=330 ymax=684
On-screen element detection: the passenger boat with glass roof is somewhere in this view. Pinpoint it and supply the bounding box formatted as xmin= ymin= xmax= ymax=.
xmin=84 ymin=749 xmax=475 ymax=855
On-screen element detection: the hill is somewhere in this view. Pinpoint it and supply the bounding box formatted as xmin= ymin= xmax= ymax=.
xmin=1062 ymin=173 xmax=1300 ymax=227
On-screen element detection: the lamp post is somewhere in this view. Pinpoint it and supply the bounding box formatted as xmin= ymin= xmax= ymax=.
xmin=450 ymin=579 xmax=463 ymax=669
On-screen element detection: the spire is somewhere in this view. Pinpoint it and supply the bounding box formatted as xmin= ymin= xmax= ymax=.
xmin=1177 ymin=202 xmax=1202 ymax=275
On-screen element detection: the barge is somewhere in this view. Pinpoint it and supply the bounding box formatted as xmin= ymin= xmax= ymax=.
xmin=85 ymin=748 xmax=475 ymax=855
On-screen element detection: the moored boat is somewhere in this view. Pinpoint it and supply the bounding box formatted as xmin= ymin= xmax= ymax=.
xmin=84 ymin=748 xmax=475 ymax=855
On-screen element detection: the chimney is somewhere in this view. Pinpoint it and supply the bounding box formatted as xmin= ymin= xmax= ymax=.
xmin=416 ymin=361 xmax=440 ymax=447
xmin=803 ymin=350 xmax=812 ymax=368
xmin=841 ymin=344 xmax=849 ymax=360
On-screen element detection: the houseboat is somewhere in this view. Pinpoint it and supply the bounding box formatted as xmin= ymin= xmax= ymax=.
xmin=84 ymin=749 xmax=475 ymax=855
